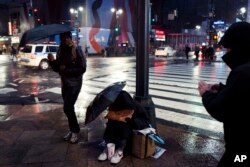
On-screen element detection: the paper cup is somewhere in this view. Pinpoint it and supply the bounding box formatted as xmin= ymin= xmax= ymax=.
xmin=107 ymin=143 xmax=115 ymax=160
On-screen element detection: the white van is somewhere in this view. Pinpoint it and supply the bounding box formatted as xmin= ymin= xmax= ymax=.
xmin=17 ymin=44 xmax=59 ymax=70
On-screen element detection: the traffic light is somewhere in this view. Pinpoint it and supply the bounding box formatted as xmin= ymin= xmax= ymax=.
xmin=115 ymin=25 xmax=121 ymax=35
xmin=213 ymin=34 xmax=218 ymax=40
xmin=212 ymin=34 xmax=218 ymax=44
xmin=33 ymin=8 xmax=38 ymax=17
xmin=209 ymin=32 xmax=218 ymax=44
xmin=28 ymin=9 xmax=33 ymax=17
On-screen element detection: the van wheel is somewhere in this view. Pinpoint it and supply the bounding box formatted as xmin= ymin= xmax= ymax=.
xmin=39 ymin=60 xmax=49 ymax=70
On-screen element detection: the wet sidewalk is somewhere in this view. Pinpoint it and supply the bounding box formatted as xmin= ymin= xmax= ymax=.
xmin=0 ymin=104 xmax=224 ymax=167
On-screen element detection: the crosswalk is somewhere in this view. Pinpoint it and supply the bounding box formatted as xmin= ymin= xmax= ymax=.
xmin=0 ymin=57 xmax=230 ymax=139
xmin=77 ymin=61 xmax=230 ymax=139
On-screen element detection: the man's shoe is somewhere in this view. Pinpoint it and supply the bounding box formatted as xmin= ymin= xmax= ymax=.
xmin=63 ymin=131 xmax=72 ymax=141
xmin=98 ymin=151 xmax=108 ymax=161
xmin=110 ymin=150 xmax=123 ymax=164
xmin=70 ymin=133 xmax=78 ymax=143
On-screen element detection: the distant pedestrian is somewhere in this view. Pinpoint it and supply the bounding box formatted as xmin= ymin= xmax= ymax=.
xmin=201 ymin=45 xmax=207 ymax=60
xmin=103 ymin=48 xmax=107 ymax=57
xmin=185 ymin=45 xmax=191 ymax=59
xmin=105 ymin=47 xmax=110 ymax=57
xmin=198 ymin=22 xmax=250 ymax=167
xmin=205 ymin=46 xmax=215 ymax=61
xmin=47 ymin=31 xmax=87 ymax=144
xmin=194 ymin=44 xmax=200 ymax=61
xmin=11 ymin=45 xmax=17 ymax=60
xmin=85 ymin=45 xmax=88 ymax=57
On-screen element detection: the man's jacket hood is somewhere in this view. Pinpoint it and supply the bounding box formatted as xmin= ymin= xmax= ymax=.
xmin=219 ymin=22 xmax=250 ymax=69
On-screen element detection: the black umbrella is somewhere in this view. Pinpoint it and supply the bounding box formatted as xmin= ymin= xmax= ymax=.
xmin=85 ymin=81 xmax=126 ymax=125
xmin=18 ymin=24 xmax=73 ymax=49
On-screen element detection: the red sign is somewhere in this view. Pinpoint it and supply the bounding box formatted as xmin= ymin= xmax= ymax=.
xmin=155 ymin=30 xmax=165 ymax=41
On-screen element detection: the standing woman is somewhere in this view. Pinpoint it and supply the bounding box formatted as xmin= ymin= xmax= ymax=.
xmin=48 ymin=31 xmax=86 ymax=143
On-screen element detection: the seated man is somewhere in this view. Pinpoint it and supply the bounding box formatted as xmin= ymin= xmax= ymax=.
xmin=97 ymin=90 xmax=150 ymax=164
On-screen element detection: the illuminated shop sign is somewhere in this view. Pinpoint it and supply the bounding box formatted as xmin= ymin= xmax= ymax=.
xmin=155 ymin=30 xmax=166 ymax=41
xmin=213 ymin=20 xmax=225 ymax=30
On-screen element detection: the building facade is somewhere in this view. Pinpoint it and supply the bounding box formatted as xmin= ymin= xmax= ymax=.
xmin=150 ymin=0 xmax=249 ymax=48
xmin=0 ymin=0 xmax=137 ymax=54
xmin=1 ymin=0 xmax=249 ymax=54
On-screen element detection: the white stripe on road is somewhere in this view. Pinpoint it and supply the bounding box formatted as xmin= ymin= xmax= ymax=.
xmin=156 ymin=108 xmax=223 ymax=133
xmin=0 ymin=88 xmax=17 ymax=94
xmin=8 ymin=83 xmax=18 ymax=87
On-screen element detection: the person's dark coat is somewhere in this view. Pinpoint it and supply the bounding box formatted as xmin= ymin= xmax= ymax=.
xmin=185 ymin=46 xmax=191 ymax=58
xmin=205 ymin=47 xmax=214 ymax=58
xmin=201 ymin=22 xmax=250 ymax=166
xmin=49 ymin=45 xmax=86 ymax=87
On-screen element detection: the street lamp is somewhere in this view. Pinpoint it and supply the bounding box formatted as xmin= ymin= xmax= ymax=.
xmin=195 ymin=25 xmax=201 ymax=30
xmin=70 ymin=6 xmax=83 ymax=46
xmin=240 ymin=7 xmax=246 ymax=21
xmin=111 ymin=7 xmax=123 ymax=56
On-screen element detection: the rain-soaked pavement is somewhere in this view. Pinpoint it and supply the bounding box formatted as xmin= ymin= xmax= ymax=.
xmin=0 ymin=53 xmax=225 ymax=167
xmin=0 ymin=103 xmax=224 ymax=167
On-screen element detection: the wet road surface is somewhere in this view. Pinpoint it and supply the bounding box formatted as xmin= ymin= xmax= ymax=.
xmin=0 ymin=54 xmax=226 ymax=166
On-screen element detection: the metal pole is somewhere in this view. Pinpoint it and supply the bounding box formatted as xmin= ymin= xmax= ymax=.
xmin=30 ymin=0 xmax=33 ymax=8
xmin=208 ymin=0 xmax=214 ymax=45
xmin=247 ymin=0 xmax=250 ymax=22
xmin=115 ymin=11 xmax=118 ymax=56
xmin=135 ymin=0 xmax=156 ymax=128
xmin=76 ymin=11 xmax=79 ymax=46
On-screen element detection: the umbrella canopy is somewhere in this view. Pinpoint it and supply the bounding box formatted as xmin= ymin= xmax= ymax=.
xmin=18 ymin=24 xmax=73 ymax=49
xmin=85 ymin=81 xmax=126 ymax=125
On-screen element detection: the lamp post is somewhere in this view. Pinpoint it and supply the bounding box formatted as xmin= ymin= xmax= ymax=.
xmin=207 ymin=0 xmax=215 ymax=45
xmin=135 ymin=0 xmax=156 ymax=128
xmin=111 ymin=7 xmax=123 ymax=56
xmin=195 ymin=25 xmax=201 ymax=30
xmin=239 ymin=7 xmax=246 ymax=21
xmin=70 ymin=6 xmax=83 ymax=46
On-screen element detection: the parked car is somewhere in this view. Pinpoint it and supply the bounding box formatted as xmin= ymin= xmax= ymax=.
xmin=154 ymin=46 xmax=176 ymax=57
xmin=17 ymin=44 xmax=59 ymax=70
xmin=214 ymin=47 xmax=225 ymax=60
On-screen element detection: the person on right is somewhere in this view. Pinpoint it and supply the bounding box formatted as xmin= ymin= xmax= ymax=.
xmin=198 ymin=22 xmax=250 ymax=167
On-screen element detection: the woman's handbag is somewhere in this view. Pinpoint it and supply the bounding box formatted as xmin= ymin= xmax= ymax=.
xmin=132 ymin=131 xmax=156 ymax=159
